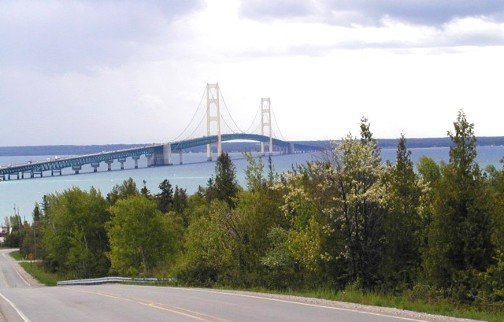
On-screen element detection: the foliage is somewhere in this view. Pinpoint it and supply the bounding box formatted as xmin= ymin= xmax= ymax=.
xmin=208 ymin=152 xmax=239 ymax=207
xmin=20 ymin=262 xmax=60 ymax=286
xmin=41 ymin=187 xmax=110 ymax=278
xmin=380 ymin=135 xmax=422 ymax=292
xmin=157 ymin=179 xmax=174 ymax=213
xmin=12 ymin=112 xmax=504 ymax=316
xmin=107 ymin=195 xmax=178 ymax=276
xmin=425 ymin=111 xmax=495 ymax=302
xmin=107 ymin=178 xmax=139 ymax=205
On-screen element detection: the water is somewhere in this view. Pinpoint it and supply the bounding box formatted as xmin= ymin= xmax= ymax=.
xmin=1 ymin=146 xmax=503 ymax=220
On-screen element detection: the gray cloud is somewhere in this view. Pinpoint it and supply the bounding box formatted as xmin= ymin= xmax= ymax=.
xmin=240 ymin=0 xmax=316 ymax=20
xmin=325 ymin=0 xmax=504 ymax=25
xmin=0 ymin=0 xmax=201 ymax=73
xmin=240 ymin=0 xmax=504 ymax=26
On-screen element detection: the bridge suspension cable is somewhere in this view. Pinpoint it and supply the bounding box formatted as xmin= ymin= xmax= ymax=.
xmin=184 ymin=110 xmax=207 ymax=140
xmin=271 ymin=108 xmax=286 ymax=140
xmin=219 ymin=90 xmax=244 ymax=134
xmin=244 ymin=105 xmax=261 ymax=134
xmin=170 ymin=89 xmax=206 ymax=142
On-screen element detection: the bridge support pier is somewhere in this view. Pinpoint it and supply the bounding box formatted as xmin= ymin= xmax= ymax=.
xmin=118 ymin=158 xmax=126 ymax=170
xmin=51 ymin=169 xmax=62 ymax=176
xmin=288 ymin=143 xmax=295 ymax=154
xmin=72 ymin=166 xmax=82 ymax=174
xmin=91 ymin=163 xmax=100 ymax=172
xmin=132 ymin=156 xmax=140 ymax=169
xmin=163 ymin=143 xmax=172 ymax=165
xmin=146 ymin=153 xmax=155 ymax=167
xmin=31 ymin=171 xmax=42 ymax=178
xmin=106 ymin=160 xmax=113 ymax=171
xmin=147 ymin=145 xmax=171 ymax=167
xmin=179 ymin=151 xmax=183 ymax=164
xmin=207 ymin=146 xmax=212 ymax=162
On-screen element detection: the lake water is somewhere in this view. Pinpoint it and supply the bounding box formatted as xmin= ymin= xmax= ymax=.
xmin=1 ymin=146 xmax=503 ymax=220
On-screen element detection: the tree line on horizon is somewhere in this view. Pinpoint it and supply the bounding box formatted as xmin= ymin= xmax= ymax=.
xmin=6 ymin=111 xmax=504 ymax=309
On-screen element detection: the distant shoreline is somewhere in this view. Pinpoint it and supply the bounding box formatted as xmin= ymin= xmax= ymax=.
xmin=1 ymin=136 xmax=503 ymax=156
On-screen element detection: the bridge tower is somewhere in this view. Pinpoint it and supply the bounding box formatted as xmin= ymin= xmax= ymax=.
xmin=260 ymin=98 xmax=273 ymax=155
xmin=206 ymin=83 xmax=222 ymax=161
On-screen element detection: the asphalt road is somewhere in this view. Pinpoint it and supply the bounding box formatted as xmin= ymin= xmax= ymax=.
xmin=0 ymin=249 xmax=468 ymax=322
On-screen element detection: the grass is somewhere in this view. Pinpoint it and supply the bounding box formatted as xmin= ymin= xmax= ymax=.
xmin=8 ymin=250 xmax=23 ymax=261
xmin=19 ymin=262 xmax=60 ymax=286
xmin=234 ymin=287 xmax=503 ymax=322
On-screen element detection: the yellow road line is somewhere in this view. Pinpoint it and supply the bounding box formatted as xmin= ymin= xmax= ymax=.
xmin=126 ymin=294 xmax=231 ymax=322
xmin=176 ymin=288 xmax=430 ymax=322
xmin=70 ymin=288 xmax=228 ymax=322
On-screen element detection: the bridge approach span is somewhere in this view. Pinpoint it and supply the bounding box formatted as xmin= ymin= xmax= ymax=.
xmin=0 ymin=134 xmax=322 ymax=180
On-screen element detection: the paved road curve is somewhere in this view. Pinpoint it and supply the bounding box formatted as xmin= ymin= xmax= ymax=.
xmin=0 ymin=249 xmax=470 ymax=322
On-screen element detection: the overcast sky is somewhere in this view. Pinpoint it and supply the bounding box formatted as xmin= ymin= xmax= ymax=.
xmin=1 ymin=0 xmax=504 ymax=146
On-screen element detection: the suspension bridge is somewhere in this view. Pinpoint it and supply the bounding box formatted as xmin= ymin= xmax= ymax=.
xmin=0 ymin=83 xmax=321 ymax=181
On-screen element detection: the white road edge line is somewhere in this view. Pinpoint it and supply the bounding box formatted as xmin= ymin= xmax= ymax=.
xmin=0 ymin=291 xmax=31 ymax=322
xmin=179 ymin=288 xmax=429 ymax=322
xmin=2 ymin=253 xmax=31 ymax=287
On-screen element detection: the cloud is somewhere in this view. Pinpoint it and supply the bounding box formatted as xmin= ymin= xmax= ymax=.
xmin=240 ymin=0 xmax=504 ymax=26
xmin=240 ymin=0 xmax=317 ymax=20
xmin=235 ymin=1 xmax=504 ymax=52
xmin=0 ymin=0 xmax=202 ymax=73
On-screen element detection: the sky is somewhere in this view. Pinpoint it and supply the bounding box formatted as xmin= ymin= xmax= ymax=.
xmin=1 ymin=0 xmax=504 ymax=146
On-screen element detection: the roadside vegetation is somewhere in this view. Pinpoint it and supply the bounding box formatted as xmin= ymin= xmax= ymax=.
xmin=4 ymin=111 xmax=503 ymax=319
xmin=19 ymin=262 xmax=59 ymax=286
xmin=9 ymin=250 xmax=23 ymax=261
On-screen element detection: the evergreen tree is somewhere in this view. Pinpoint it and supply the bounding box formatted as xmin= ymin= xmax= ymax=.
xmin=425 ymin=111 xmax=494 ymax=301
xmin=381 ymin=135 xmax=422 ymax=291
xmin=213 ymin=152 xmax=238 ymax=207
xmin=32 ymin=203 xmax=43 ymax=222
xmin=157 ymin=179 xmax=174 ymax=213
xmin=173 ymin=186 xmax=188 ymax=214
xmin=140 ymin=180 xmax=151 ymax=198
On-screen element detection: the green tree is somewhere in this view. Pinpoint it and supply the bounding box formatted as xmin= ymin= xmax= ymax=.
xmin=380 ymin=135 xmax=422 ymax=291
xmin=140 ymin=180 xmax=151 ymax=198
xmin=173 ymin=186 xmax=188 ymax=214
xmin=20 ymin=204 xmax=44 ymax=259
xmin=157 ymin=179 xmax=174 ymax=213
xmin=41 ymin=187 xmax=110 ymax=278
xmin=107 ymin=178 xmax=139 ymax=205
xmin=175 ymin=200 xmax=237 ymax=285
xmin=32 ymin=203 xmax=43 ymax=222
xmin=329 ymin=118 xmax=386 ymax=289
xmin=416 ymin=156 xmax=442 ymax=256
xmin=107 ymin=195 xmax=177 ymax=276
xmin=212 ymin=152 xmax=239 ymax=207
xmin=425 ymin=111 xmax=495 ymax=301
xmin=244 ymin=152 xmax=266 ymax=191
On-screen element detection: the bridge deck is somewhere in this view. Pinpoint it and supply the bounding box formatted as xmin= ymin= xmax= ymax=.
xmin=0 ymin=134 xmax=322 ymax=178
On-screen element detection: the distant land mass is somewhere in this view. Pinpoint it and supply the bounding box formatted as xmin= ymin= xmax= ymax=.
xmin=0 ymin=137 xmax=503 ymax=156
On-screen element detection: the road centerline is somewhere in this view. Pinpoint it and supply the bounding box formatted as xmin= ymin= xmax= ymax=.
xmin=68 ymin=287 xmax=227 ymax=322
xmin=176 ymin=287 xmax=430 ymax=322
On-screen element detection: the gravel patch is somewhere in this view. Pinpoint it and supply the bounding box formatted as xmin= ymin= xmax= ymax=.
xmin=210 ymin=289 xmax=480 ymax=322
